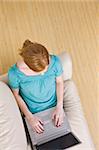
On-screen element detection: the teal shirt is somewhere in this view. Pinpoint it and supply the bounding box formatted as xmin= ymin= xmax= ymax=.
xmin=8 ymin=54 xmax=63 ymax=114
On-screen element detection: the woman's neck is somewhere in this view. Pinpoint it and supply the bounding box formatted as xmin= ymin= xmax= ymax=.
xmin=16 ymin=55 xmax=51 ymax=76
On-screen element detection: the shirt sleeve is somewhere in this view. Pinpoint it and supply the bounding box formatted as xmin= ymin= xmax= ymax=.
xmin=55 ymin=56 xmax=63 ymax=77
xmin=8 ymin=68 xmax=20 ymax=89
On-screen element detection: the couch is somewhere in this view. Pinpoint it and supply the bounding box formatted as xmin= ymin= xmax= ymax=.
xmin=0 ymin=51 xmax=95 ymax=150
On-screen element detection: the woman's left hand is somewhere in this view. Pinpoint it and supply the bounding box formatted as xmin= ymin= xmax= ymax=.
xmin=52 ymin=106 xmax=64 ymax=127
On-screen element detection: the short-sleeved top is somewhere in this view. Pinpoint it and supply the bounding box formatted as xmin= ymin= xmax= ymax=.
xmin=8 ymin=54 xmax=63 ymax=114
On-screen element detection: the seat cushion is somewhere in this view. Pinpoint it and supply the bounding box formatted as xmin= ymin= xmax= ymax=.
xmin=0 ymin=81 xmax=27 ymax=150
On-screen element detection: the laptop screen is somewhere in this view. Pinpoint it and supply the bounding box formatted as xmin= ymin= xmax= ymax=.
xmin=36 ymin=132 xmax=81 ymax=150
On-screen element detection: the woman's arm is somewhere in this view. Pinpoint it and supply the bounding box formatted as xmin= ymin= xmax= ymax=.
xmin=11 ymin=89 xmax=44 ymax=133
xmin=52 ymin=75 xmax=64 ymax=127
xmin=56 ymin=74 xmax=64 ymax=108
xmin=11 ymin=89 xmax=33 ymax=121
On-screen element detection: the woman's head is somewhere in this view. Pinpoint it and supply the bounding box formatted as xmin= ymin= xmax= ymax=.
xmin=19 ymin=40 xmax=49 ymax=72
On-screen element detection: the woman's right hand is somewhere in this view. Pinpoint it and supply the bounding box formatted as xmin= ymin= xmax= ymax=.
xmin=28 ymin=115 xmax=44 ymax=134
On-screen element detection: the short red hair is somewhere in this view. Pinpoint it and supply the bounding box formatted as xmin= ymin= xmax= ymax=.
xmin=19 ymin=40 xmax=49 ymax=72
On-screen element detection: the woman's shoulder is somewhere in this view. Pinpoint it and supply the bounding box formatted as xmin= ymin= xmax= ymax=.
xmin=51 ymin=54 xmax=60 ymax=60
xmin=51 ymin=54 xmax=61 ymax=65
xmin=8 ymin=60 xmax=23 ymax=76
xmin=8 ymin=64 xmax=18 ymax=77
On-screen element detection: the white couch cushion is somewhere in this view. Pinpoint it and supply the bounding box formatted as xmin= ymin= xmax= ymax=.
xmin=0 ymin=81 xmax=27 ymax=150
xmin=63 ymin=80 xmax=95 ymax=150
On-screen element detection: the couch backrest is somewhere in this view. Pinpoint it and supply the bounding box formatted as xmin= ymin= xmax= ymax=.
xmin=58 ymin=51 xmax=72 ymax=81
xmin=0 ymin=51 xmax=72 ymax=84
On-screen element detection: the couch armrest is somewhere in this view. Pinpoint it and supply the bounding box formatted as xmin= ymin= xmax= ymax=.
xmin=0 ymin=81 xmax=27 ymax=150
xmin=63 ymin=80 xmax=95 ymax=150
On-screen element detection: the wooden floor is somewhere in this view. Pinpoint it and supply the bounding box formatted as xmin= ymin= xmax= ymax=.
xmin=0 ymin=0 xmax=98 ymax=149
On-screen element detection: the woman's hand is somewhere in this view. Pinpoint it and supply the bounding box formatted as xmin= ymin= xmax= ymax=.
xmin=28 ymin=115 xmax=44 ymax=134
xmin=52 ymin=106 xmax=64 ymax=127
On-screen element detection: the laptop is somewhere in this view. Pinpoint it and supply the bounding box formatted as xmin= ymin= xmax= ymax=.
xmin=25 ymin=106 xmax=81 ymax=149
